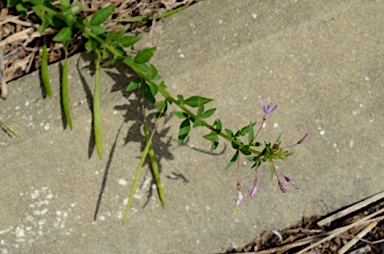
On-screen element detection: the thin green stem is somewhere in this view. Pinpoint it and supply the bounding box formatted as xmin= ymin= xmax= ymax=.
xmin=157 ymin=86 xmax=261 ymax=155
xmin=143 ymin=109 xmax=166 ymax=207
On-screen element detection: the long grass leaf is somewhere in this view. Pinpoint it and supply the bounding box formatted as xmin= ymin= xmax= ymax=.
xmin=62 ymin=50 xmax=72 ymax=129
xmin=93 ymin=50 xmax=102 ymax=158
xmin=41 ymin=39 xmax=52 ymax=98
xmin=122 ymin=127 xmax=156 ymax=225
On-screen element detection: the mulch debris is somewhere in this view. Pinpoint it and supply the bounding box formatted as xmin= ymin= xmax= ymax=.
xmin=228 ymin=191 xmax=384 ymax=253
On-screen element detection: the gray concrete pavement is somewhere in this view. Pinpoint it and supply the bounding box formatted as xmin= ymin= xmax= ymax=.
xmin=1 ymin=0 xmax=383 ymax=253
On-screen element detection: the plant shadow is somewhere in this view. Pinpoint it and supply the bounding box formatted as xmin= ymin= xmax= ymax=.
xmin=77 ymin=52 xmax=226 ymax=220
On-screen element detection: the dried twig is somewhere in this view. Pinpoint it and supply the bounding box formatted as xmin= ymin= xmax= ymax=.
xmin=338 ymin=221 xmax=379 ymax=254
xmin=297 ymin=209 xmax=384 ymax=254
xmin=317 ymin=190 xmax=384 ymax=227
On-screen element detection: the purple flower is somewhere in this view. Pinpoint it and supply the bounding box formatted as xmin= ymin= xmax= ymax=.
xmin=282 ymin=175 xmax=300 ymax=190
xmin=260 ymin=99 xmax=278 ymax=118
xmin=283 ymin=175 xmax=292 ymax=185
xmin=236 ymin=191 xmax=244 ymax=206
xmin=278 ymin=182 xmax=287 ymax=193
xmin=297 ymin=132 xmax=310 ymax=144
xmin=249 ymin=178 xmax=259 ymax=197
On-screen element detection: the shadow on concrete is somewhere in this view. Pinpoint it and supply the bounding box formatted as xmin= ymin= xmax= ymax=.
xmin=93 ymin=122 xmax=124 ymax=221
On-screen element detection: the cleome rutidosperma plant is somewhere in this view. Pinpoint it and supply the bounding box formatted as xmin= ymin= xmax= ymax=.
xmin=3 ymin=1 xmax=309 ymax=224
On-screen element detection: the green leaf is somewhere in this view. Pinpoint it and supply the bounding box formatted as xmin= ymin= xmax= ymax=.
xmin=84 ymin=39 xmax=99 ymax=52
xmin=62 ymin=11 xmax=77 ymax=27
xmin=102 ymin=47 xmax=109 ymax=59
xmin=83 ymin=18 xmax=90 ymax=28
xmin=148 ymin=64 xmax=158 ymax=80
xmin=90 ymin=25 xmax=106 ymax=35
xmin=53 ymin=27 xmax=72 ymax=43
xmin=184 ymin=96 xmax=213 ymax=108
xmin=275 ymin=132 xmax=283 ymax=144
xmin=70 ymin=2 xmax=83 ymax=15
xmin=224 ymin=150 xmax=239 ymax=171
xmin=149 ymin=81 xmax=158 ymax=96
xmin=177 ymin=95 xmax=184 ymax=104
xmin=122 ymin=56 xmax=134 ymax=66
xmin=239 ymin=122 xmax=256 ymax=136
xmin=201 ymin=108 xmax=216 ymax=119
xmin=213 ymin=119 xmax=222 ymax=134
xmin=110 ymin=46 xmax=126 ymax=57
xmin=203 ymin=132 xmax=217 ymax=142
xmin=240 ymin=146 xmax=251 ymax=155
xmin=192 ymin=117 xmax=202 ymax=128
xmin=37 ymin=15 xmax=50 ymax=35
xmin=156 ymin=101 xmax=167 ymax=119
xmin=248 ymin=120 xmax=254 ymax=145
xmin=173 ymin=111 xmax=188 ymax=119
xmin=251 ymin=141 xmax=262 ymax=147
xmin=51 ymin=15 xmax=67 ymax=27
xmin=106 ymin=26 xmax=130 ymax=41
xmin=7 ymin=0 xmax=20 ymax=8
xmin=159 ymin=81 xmax=167 ymax=89
xmin=209 ymin=136 xmax=219 ymax=152
xmin=120 ymin=36 xmax=141 ymax=47
xmin=231 ymin=139 xmax=241 ymax=150
xmin=102 ymin=56 xmax=123 ymax=67
xmin=16 ymin=2 xmax=28 ymax=16
xmin=197 ymin=104 xmax=204 ymax=117
xmin=90 ymin=5 xmax=115 ymax=26
xmin=134 ymin=47 xmax=156 ymax=64
xmin=246 ymin=156 xmax=258 ymax=162
xmin=28 ymin=0 xmax=45 ymax=5
xmin=177 ymin=119 xmax=191 ymax=145
xmin=154 ymin=101 xmax=166 ymax=107
xmin=126 ymin=78 xmax=140 ymax=92
xmin=60 ymin=0 xmax=70 ymax=10
xmin=203 ymin=132 xmax=219 ymax=152
xmin=225 ymin=128 xmax=233 ymax=137
xmin=130 ymin=62 xmax=158 ymax=80
xmin=32 ymin=5 xmax=43 ymax=19
xmin=143 ymin=82 xmax=156 ymax=103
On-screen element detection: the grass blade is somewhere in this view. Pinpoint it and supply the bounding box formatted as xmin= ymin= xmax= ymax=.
xmin=93 ymin=50 xmax=102 ymax=158
xmin=62 ymin=50 xmax=72 ymax=129
xmin=122 ymin=126 xmax=156 ymax=225
xmin=41 ymin=39 xmax=52 ymax=98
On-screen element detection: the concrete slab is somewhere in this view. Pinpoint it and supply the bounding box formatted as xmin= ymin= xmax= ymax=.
xmin=1 ymin=0 xmax=383 ymax=253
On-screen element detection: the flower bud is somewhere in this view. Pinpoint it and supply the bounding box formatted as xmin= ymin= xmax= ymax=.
xmin=297 ymin=132 xmax=310 ymax=144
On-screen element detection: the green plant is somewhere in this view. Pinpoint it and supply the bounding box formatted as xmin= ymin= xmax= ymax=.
xmin=6 ymin=1 xmax=309 ymax=224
